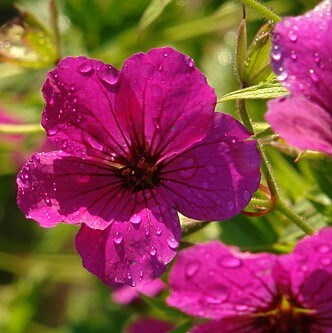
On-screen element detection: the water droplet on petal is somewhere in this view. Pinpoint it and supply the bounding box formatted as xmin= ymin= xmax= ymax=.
xmin=243 ymin=190 xmax=251 ymax=201
xmin=78 ymin=61 xmax=94 ymax=75
xmin=288 ymin=30 xmax=297 ymax=42
xmin=186 ymin=262 xmax=200 ymax=277
xmin=227 ymin=201 xmax=234 ymax=211
xmin=158 ymin=64 xmax=163 ymax=71
xmin=150 ymin=246 xmax=157 ymax=256
xmin=48 ymin=127 xmax=59 ymax=136
xmin=290 ymin=50 xmax=297 ymax=61
xmin=277 ymin=67 xmax=288 ymax=81
xmin=156 ymin=227 xmax=162 ymax=236
xmin=145 ymin=228 xmax=150 ymax=236
xmin=99 ymin=66 xmax=119 ymax=86
xmin=163 ymin=53 xmax=168 ymax=58
xmin=235 ymin=304 xmax=248 ymax=311
xmin=113 ymin=232 xmax=123 ymax=244
xmin=206 ymin=296 xmax=224 ymax=305
xmin=317 ymin=244 xmax=330 ymax=254
xmin=130 ymin=214 xmax=141 ymax=225
xmin=179 ymin=157 xmax=198 ymax=179
xmin=309 ymin=69 xmax=319 ymax=83
xmin=320 ymin=257 xmax=331 ymax=266
xmin=220 ymin=256 xmax=242 ymax=268
xmin=44 ymin=194 xmax=52 ymax=207
xmin=167 ymin=238 xmax=179 ymax=249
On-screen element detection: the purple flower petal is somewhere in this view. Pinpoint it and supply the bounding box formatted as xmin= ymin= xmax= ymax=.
xmin=17 ymin=151 xmax=141 ymax=229
xmin=112 ymin=279 xmax=166 ymax=304
xmin=42 ymin=56 xmax=130 ymax=161
xmin=167 ymin=241 xmax=277 ymax=319
xmin=126 ymin=318 xmax=173 ymax=333
xmin=161 ymin=113 xmax=261 ymax=221
xmin=267 ymin=96 xmax=332 ymax=155
xmin=191 ymin=317 xmax=264 ymax=333
xmin=76 ymin=192 xmax=181 ymax=286
xmin=267 ymin=0 xmax=332 ymax=155
xmin=270 ymin=0 xmax=332 ymax=103
xmin=275 ymin=228 xmax=332 ymax=329
xmin=114 ymin=47 xmax=216 ymax=159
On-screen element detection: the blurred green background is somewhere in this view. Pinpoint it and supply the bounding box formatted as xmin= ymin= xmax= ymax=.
xmin=0 ymin=0 xmax=330 ymax=332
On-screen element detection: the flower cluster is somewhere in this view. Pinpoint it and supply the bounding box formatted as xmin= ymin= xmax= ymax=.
xmin=167 ymin=228 xmax=332 ymax=332
xmin=266 ymin=0 xmax=332 ymax=155
xmin=16 ymin=47 xmax=261 ymax=286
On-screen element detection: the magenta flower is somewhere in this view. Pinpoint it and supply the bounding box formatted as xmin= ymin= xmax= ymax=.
xmin=126 ymin=318 xmax=173 ymax=333
xmin=112 ymin=278 xmax=166 ymax=304
xmin=17 ymin=47 xmax=261 ymax=286
xmin=167 ymin=228 xmax=332 ymax=332
xmin=266 ymin=0 xmax=332 ymax=156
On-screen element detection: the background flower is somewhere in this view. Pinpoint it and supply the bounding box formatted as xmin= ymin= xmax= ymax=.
xmin=167 ymin=228 xmax=332 ymax=332
xmin=266 ymin=0 xmax=332 ymax=155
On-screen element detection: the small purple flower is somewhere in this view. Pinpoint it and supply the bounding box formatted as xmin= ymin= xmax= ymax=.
xmin=266 ymin=0 xmax=332 ymax=156
xmin=112 ymin=278 xmax=166 ymax=304
xmin=17 ymin=47 xmax=261 ymax=286
xmin=126 ymin=318 xmax=174 ymax=333
xmin=167 ymin=228 xmax=332 ymax=332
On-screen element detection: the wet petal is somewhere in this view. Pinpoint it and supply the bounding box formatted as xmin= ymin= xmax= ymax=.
xmin=76 ymin=193 xmax=181 ymax=286
xmin=271 ymin=0 xmax=332 ymax=107
xmin=191 ymin=317 xmax=265 ymax=333
xmin=112 ymin=279 xmax=166 ymax=304
xmin=267 ymin=96 xmax=332 ymax=155
xmin=42 ymin=57 xmax=130 ymax=163
xmin=17 ymin=151 xmax=137 ymax=229
xmin=114 ymin=47 xmax=216 ymax=159
xmin=126 ymin=318 xmax=174 ymax=333
xmin=167 ymin=241 xmax=277 ymax=319
xmin=275 ymin=227 xmax=332 ymax=327
xmin=161 ymin=113 xmax=261 ymax=221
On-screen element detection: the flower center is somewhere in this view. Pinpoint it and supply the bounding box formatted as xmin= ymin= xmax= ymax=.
xmin=119 ymin=156 xmax=160 ymax=191
xmin=253 ymin=296 xmax=314 ymax=332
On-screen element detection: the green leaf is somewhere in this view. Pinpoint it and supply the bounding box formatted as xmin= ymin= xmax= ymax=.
xmin=169 ymin=321 xmax=193 ymax=333
xmin=139 ymin=293 xmax=189 ymax=320
xmin=236 ymin=13 xmax=247 ymax=83
xmin=243 ymin=23 xmax=274 ymax=85
xmin=218 ymin=82 xmax=289 ymax=101
xmin=138 ymin=0 xmax=173 ymax=35
xmin=0 ymin=6 xmax=57 ymax=68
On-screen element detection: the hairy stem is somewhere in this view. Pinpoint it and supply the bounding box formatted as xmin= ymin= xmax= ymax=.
xmin=238 ymin=0 xmax=281 ymax=22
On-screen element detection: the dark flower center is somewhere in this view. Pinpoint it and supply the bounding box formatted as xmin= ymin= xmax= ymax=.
xmin=253 ymin=296 xmax=314 ymax=332
xmin=119 ymin=155 xmax=160 ymax=191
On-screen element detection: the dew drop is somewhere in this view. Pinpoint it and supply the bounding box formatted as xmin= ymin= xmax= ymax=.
xmin=99 ymin=66 xmax=119 ymax=86
xmin=186 ymin=262 xmax=200 ymax=277
xmin=150 ymin=246 xmax=157 ymax=256
xmin=167 ymin=238 xmax=179 ymax=249
xmin=179 ymin=158 xmax=197 ymax=179
xmin=145 ymin=228 xmax=150 ymax=236
xmin=48 ymin=127 xmax=59 ymax=136
xmin=156 ymin=227 xmax=162 ymax=236
xmin=61 ymin=140 xmax=68 ymax=149
xmin=288 ymin=31 xmax=297 ymax=42
xmin=290 ymin=50 xmax=297 ymax=61
xmin=235 ymin=304 xmax=248 ymax=311
xmin=163 ymin=53 xmax=168 ymax=58
xmin=320 ymin=257 xmax=331 ymax=266
xmin=78 ymin=61 xmax=94 ymax=75
xmin=130 ymin=214 xmax=141 ymax=225
xmin=243 ymin=190 xmax=251 ymax=201
xmin=220 ymin=256 xmax=242 ymax=268
xmin=127 ymin=272 xmax=132 ymax=279
xmin=113 ymin=232 xmax=123 ymax=244
xmin=309 ymin=69 xmax=319 ymax=83
xmin=206 ymin=296 xmax=223 ymax=305
xmin=158 ymin=64 xmax=163 ymax=71
xmin=317 ymin=244 xmax=330 ymax=254
xmin=277 ymin=67 xmax=288 ymax=81
xmin=70 ymin=84 xmax=76 ymax=92
xmin=44 ymin=194 xmax=52 ymax=207
xmin=227 ymin=201 xmax=234 ymax=211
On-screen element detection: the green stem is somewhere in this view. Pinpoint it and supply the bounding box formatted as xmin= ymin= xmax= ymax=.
xmin=238 ymin=0 xmax=281 ymax=22
xmin=50 ymin=0 xmax=61 ymax=62
xmin=237 ymin=100 xmax=314 ymax=235
xmin=182 ymin=220 xmax=211 ymax=237
xmin=0 ymin=123 xmax=44 ymax=134
xmin=276 ymin=200 xmax=314 ymax=235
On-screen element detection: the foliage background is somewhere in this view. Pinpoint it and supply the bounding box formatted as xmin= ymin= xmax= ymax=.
xmin=0 ymin=0 xmax=330 ymax=332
